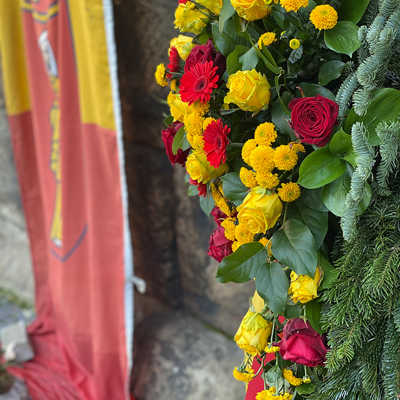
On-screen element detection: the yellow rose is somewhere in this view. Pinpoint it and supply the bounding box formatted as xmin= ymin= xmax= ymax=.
xmin=174 ymin=1 xmax=208 ymax=35
xmin=169 ymin=35 xmax=194 ymax=61
xmin=231 ymin=0 xmax=271 ymax=21
xmin=197 ymin=0 xmax=223 ymax=15
xmin=167 ymin=92 xmax=189 ymax=122
xmin=234 ymin=310 xmax=272 ymax=355
xmin=224 ymin=70 xmax=271 ymax=112
xmin=288 ymin=267 xmax=322 ymax=304
xmin=237 ymin=188 xmax=283 ymax=234
xmin=185 ymin=151 xmax=227 ymax=184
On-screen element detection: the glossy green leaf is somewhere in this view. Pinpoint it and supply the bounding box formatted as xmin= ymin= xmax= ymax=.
xmin=254 ymin=262 xmax=289 ymax=314
xmin=298 ymin=82 xmax=336 ymax=101
xmin=319 ymin=60 xmax=346 ymax=86
xmin=305 ymin=300 xmax=322 ymax=333
xmin=199 ymin=190 xmax=215 ymax=215
xmin=284 ymin=304 xmax=303 ymax=319
xmin=226 ymin=45 xmax=248 ymax=75
xmin=298 ymin=148 xmax=346 ymax=189
xmin=172 ymin=127 xmax=185 ymax=155
xmin=239 ymin=47 xmax=259 ymax=70
xmin=271 ymin=94 xmax=295 ymax=138
xmin=324 ymin=21 xmax=360 ymax=57
xmin=296 ymin=383 xmax=316 ymax=395
xmin=217 ymin=243 xmax=266 ymax=283
xmin=219 ymin=0 xmax=235 ymax=32
xmin=329 ymin=128 xmax=353 ymax=157
xmin=212 ymin=19 xmax=247 ymax=56
xmin=271 ymin=219 xmax=318 ymax=277
xmin=340 ymin=0 xmax=370 ymax=23
xmin=265 ymin=365 xmax=284 ymax=392
xmin=221 ymin=172 xmax=249 ymax=206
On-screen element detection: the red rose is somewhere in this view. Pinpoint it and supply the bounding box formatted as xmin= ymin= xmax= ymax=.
xmin=211 ymin=206 xmax=227 ymax=226
xmin=161 ymin=122 xmax=189 ymax=166
xmin=185 ymin=40 xmax=226 ymax=78
xmin=203 ymin=119 xmax=230 ymax=167
xmin=189 ymin=178 xmax=207 ymax=197
xmin=167 ymin=46 xmax=180 ymax=78
xmin=208 ymin=226 xmax=233 ymax=262
xmin=289 ymin=96 xmax=339 ymax=147
xmin=279 ymin=318 xmax=327 ymax=367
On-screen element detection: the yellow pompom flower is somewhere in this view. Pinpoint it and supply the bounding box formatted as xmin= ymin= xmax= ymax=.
xmin=191 ymin=135 xmax=205 ymax=151
xmin=289 ymin=142 xmax=305 ymax=153
xmin=280 ymin=0 xmax=308 ymax=12
xmin=278 ymin=182 xmax=301 ymax=202
xmin=264 ymin=345 xmax=280 ymax=353
xmin=303 ymin=377 xmax=311 ymax=384
xmin=240 ymin=167 xmax=258 ymax=188
xmin=197 ymin=0 xmax=223 ymax=15
xmin=256 ymin=170 xmax=279 ymax=189
xmin=254 ymin=122 xmax=277 ymax=146
xmin=155 ymin=64 xmax=168 ymax=87
xmin=203 ymin=117 xmax=217 ymax=130
xmin=224 ymin=70 xmax=271 ymax=112
xmin=273 ymin=145 xmax=298 ymax=171
xmin=249 ymin=145 xmax=275 ymax=172
xmin=235 ymin=223 xmax=254 ymax=243
xmin=234 ymin=310 xmax=272 ymax=355
xmin=188 ymin=101 xmax=210 ymax=116
xmin=170 ymin=79 xmax=178 ymax=92
xmin=174 ymin=1 xmax=208 ymax=34
xmin=184 ymin=111 xmax=203 ymax=138
xmin=169 ymin=35 xmax=194 ymax=60
xmin=288 ymin=267 xmax=322 ymax=304
xmin=310 ymin=5 xmax=338 ymax=30
xmin=232 ymin=241 xmax=242 ymax=252
xmin=256 ymin=387 xmax=276 ymax=400
xmin=289 ymin=38 xmax=301 ymax=50
xmin=231 ymin=0 xmax=271 ymax=21
xmin=283 ymin=369 xmax=303 ymax=386
xmin=233 ymin=367 xmax=255 ymax=383
xmin=211 ymin=183 xmax=232 ymax=216
xmin=237 ymin=188 xmax=283 ymax=234
xmin=258 ymin=32 xmax=277 ymax=49
xmin=242 ymin=139 xmax=258 ymax=165
xmin=167 ymin=92 xmax=188 ymax=122
xmin=221 ymin=218 xmax=237 ymax=241
xmin=186 ymin=151 xmax=227 ymax=184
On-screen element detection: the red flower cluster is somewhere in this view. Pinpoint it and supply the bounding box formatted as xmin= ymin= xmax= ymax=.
xmin=289 ymin=96 xmax=339 ymax=147
xmin=180 ymin=61 xmax=219 ymax=104
xmin=203 ymin=119 xmax=230 ymax=167
xmin=208 ymin=225 xmax=233 ymax=262
xmin=161 ymin=122 xmax=189 ymax=166
xmin=279 ymin=318 xmax=327 ymax=367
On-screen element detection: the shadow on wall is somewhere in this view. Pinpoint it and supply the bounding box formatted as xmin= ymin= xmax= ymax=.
xmin=112 ymin=1 xmax=254 ymax=399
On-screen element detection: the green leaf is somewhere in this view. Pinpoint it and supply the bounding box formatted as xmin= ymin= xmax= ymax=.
xmin=298 ymin=82 xmax=336 ymax=101
xmin=172 ymin=127 xmax=186 ymax=155
xmin=284 ymin=304 xmax=303 ymax=319
xmin=163 ymin=115 xmax=173 ymax=127
xmin=296 ymin=383 xmax=316 ymax=395
xmin=319 ymin=253 xmax=339 ymax=290
xmin=219 ymin=0 xmax=235 ymax=32
xmin=305 ymin=300 xmax=322 ymax=334
xmin=212 ymin=19 xmax=247 ymax=56
xmin=319 ymin=60 xmax=346 ymax=86
xmin=188 ymin=184 xmax=198 ymax=197
xmin=340 ymin=0 xmax=370 ymax=23
xmin=199 ymin=190 xmax=214 ymax=215
xmin=226 ymin=45 xmax=248 ymax=75
xmin=221 ymin=172 xmax=249 ymax=206
xmin=217 ymin=243 xmax=266 ymax=283
xmin=298 ymin=147 xmax=346 ymax=189
xmin=324 ymin=21 xmax=360 ymax=57
xmin=239 ymin=47 xmax=259 ymax=70
xmin=271 ymin=94 xmax=295 ymax=138
xmin=253 ymin=262 xmax=289 ymax=314
xmin=271 ymin=219 xmax=318 ymax=277
xmin=329 ymin=128 xmax=353 ymax=157
xmin=265 ymin=365 xmax=284 ymax=393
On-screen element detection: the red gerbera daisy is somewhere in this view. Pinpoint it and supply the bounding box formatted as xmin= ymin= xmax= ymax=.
xmin=167 ymin=46 xmax=180 ymax=79
xmin=203 ymin=119 xmax=230 ymax=168
xmin=180 ymin=61 xmax=219 ymax=104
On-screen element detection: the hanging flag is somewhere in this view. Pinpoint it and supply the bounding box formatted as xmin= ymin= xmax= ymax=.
xmin=0 ymin=0 xmax=134 ymax=398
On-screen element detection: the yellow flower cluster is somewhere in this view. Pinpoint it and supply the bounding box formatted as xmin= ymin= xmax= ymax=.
xmin=288 ymin=267 xmax=322 ymax=304
xmin=256 ymin=387 xmax=293 ymax=400
xmin=155 ymin=64 xmax=168 ymax=87
xmin=264 ymin=344 xmax=280 ymax=353
xmin=233 ymin=367 xmax=255 ymax=383
xmin=278 ymin=182 xmax=301 ymax=202
xmin=258 ymin=32 xmax=277 ymax=49
xmin=310 ymin=5 xmax=338 ymax=30
xmin=174 ymin=1 xmax=208 ymax=35
xmin=221 ymin=217 xmax=236 ymax=241
xmin=283 ymin=369 xmax=303 ymax=386
xmin=211 ymin=183 xmax=232 ymax=217
xmin=280 ymin=0 xmax=308 ymax=12
xmin=234 ymin=310 xmax=272 ymax=355
xmin=289 ymin=38 xmax=301 ymax=50
xmin=231 ymin=0 xmax=271 ymax=21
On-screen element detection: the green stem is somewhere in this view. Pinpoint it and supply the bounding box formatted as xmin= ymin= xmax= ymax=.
xmin=275 ymin=74 xmax=290 ymax=115
xmin=246 ymin=33 xmax=281 ymax=75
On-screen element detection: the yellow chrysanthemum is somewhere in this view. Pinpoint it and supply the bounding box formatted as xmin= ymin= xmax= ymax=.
xmin=155 ymin=63 xmax=168 ymax=87
xmin=254 ymin=122 xmax=277 ymax=146
xmin=256 ymin=387 xmax=276 ymax=400
xmin=203 ymin=117 xmax=217 ymax=130
xmin=278 ymin=182 xmax=301 ymax=202
xmin=174 ymin=1 xmax=208 ymax=34
xmin=303 ymin=377 xmax=311 ymax=384
xmin=221 ymin=218 xmax=237 ymax=241
xmin=170 ymin=79 xmax=178 ymax=92
xmin=232 ymin=241 xmax=242 ymax=252
xmin=256 ymin=171 xmax=279 ymax=189
xmin=310 ymin=5 xmax=338 ymax=30
xmin=189 ymin=101 xmax=210 ymax=116
xmin=289 ymin=38 xmax=301 ymax=50
xmin=184 ymin=112 xmax=203 ymax=138
xmin=264 ymin=345 xmax=280 ymax=353
xmin=211 ymin=183 xmax=232 ymax=217
xmin=289 ymin=142 xmax=305 ymax=153
xmin=235 ymin=224 xmax=254 ymax=243
xmin=233 ymin=367 xmax=255 ymax=383
xmin=258 ymin=32 xmax=277 ymax=49
xmin=283 ymin=369 xmax=303 ymax=386
xmin=242 ymin=139 xmax=258 ymax=165
xmin=289 ymin=267 xmax=321 ymax=304
xmin=280 ymin=0 xmax=308 ymax=12
xmin=273 ymin=145 xmax=298 ymax=171
xmin=249 ymin=145 xmax=275 ymax=172
xmin=191 ymin=135 xmax=205 ymax=151
xmin=240 ymin=167 xmax=258 ymax=188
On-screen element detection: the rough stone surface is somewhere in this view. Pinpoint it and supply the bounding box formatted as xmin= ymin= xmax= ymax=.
xmin=132 ymin=311 xmax=245 ymax=400
xmin=0 ymin=75 xmax=34 ymax=305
